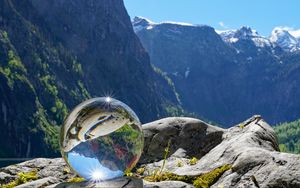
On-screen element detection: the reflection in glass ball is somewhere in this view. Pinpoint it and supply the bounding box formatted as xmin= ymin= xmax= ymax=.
xmin=60 ymin=97 xmax=144 ymax=181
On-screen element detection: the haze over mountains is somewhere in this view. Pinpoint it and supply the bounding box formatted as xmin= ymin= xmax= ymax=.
xmin=133 ymin=16 xmax=300 ymax=126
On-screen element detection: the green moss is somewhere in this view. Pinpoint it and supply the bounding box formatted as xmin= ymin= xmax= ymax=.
xmin=2 ymin=170 xmax=38 ymax=188
xmin=193 ymin=165 xmax=232 ymax=188
xmin=68 ymin=177 xmax=85 ymax=183
xmin=144 ymin=172 xmax=194 ymax=183
xmin=144 ymin=164 xmax=232 ymax=188
xmin=189 ymin=157 xmax=198 ymax=165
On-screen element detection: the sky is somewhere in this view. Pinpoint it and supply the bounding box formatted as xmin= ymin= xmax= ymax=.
xmin=124 ymin=0 xmax=300 ymax=37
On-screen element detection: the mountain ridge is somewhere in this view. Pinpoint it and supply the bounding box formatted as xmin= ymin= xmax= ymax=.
xmin=133 ymin=16 xmax=300 ymax=53
xmin=133 ymin=16 xmax=300 ymax=126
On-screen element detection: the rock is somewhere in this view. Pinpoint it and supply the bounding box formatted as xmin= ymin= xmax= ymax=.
xmin=54 ymin=177 xmax=143 ymax=188
xmin=142 ymin=116 xmax=300 ymax=188
xmin=0 ymin=158 xmax=73 ymax=187
xmin=144 ymin=180 xmax=194 ymax=188
xmin=141 ymin=117 xmax=224 ymax=163
xmin=15 ymin=177 xmax=59 ymax=188
xmin=1 ymin=116 xmax=300 ymax=188
xmin=0 ymin=171 xmax=15 ymax=184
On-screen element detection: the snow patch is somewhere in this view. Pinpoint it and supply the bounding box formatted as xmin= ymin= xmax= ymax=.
xmin=218 ymin=27 xmax=271 ymax=47
xmin=133 ymin=16 xmax=202 ymax=33
xmin=185 ymin=67 xmax=190 ymax=78
xmin=270 ymin=27 xmax=300 ymax=52
xmin=160 ymin=21 xmax=195 ymax=26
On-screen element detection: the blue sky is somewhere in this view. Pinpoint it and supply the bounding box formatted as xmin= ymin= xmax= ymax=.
xmin=124 ymin=0 xmax=300 ymax=37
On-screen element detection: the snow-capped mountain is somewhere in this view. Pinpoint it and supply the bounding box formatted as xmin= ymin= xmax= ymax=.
xmin=133 ymin=17 xmax=300 ymax=125
xmin=134 ymin=16 xmax=300 ymax=53
xmin=132 ymin=16 xmax=199 ymax=33
xmin=217 ymin=27 xmax=272 ymax=48
xmin=270 ymin=27 xmax=300 ymax=52
xmin=132 ymin=16 xmax=155 ymax=32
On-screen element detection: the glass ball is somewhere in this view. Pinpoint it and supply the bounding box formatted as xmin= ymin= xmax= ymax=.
xmin=60 ymin=97 xmax=144 ymax=181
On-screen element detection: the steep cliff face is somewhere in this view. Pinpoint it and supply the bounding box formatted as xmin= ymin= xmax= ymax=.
xmin=0 ymin=0 xmax=86 ymax=158
xmin=16 ymin=0 xmax=180 ymax=122
xmin=134 ymin=17 xmax=300 ymax=126
xmin=0 ymin=0 xmax=180 ymax=159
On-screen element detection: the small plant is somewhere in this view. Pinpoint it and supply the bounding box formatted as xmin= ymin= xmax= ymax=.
xmin=177 ymin=160 xmax=183 ymax=167
xmin=239 ymin=123 xmax=245 ymax=129
xmin=124 ymin=169 xmax=133 ymax=177
xmin=136 ymin=167 xmax=145 ymax=175
xmin=159 ymin=139 xmax=171 ymax=174
xmin=189 ymin=157 xmax=198 ymax=165
xmin=63 ymin=167 xmax=71 ymax=174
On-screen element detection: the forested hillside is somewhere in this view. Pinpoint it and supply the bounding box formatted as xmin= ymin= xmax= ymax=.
xmin=0 ymin=0 xmax=181 ymax=159
xmin=275 ymin=119 xmax=300 ymax=154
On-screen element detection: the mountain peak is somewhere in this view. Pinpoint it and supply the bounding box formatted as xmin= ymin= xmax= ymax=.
xmin=218 ymin=26 xmax=271 ymax=47
xmin=235 ymin=26 xmax=259 ymax=38
xmin=132 ymin=16 xmax=153 ymax=26
xmin=270 ymin=27 xmax=300 ymax=52
xmin=132 ymin=16 xmax=155 ymax=32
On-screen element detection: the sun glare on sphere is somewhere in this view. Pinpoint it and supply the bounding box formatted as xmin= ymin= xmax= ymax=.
xmin=105 ymin=97 xmax=112 ymax=103
xmin=91 ymin=170 xmax=103 ymax=181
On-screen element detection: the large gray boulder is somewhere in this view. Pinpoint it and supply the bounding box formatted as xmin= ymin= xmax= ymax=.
xmin=141 ymin=116 xmax=300 ymax=188
xmin=141 ymin=117 xmax=225 ymax=163
xmin=1 ymin=116 xmax=300 ymax=188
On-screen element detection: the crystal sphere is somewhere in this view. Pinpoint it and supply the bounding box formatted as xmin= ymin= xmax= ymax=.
xmin=60 ymin=97 xmax=144 ymax=181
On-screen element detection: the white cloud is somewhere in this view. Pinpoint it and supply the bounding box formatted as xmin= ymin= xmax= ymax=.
xmin=218 ymin=21 xmax=229 ymax=29
xmin=289 ymin=29 xmax=300 ymax=38
xmin=274 ymin=26 xmax=300 ymax=38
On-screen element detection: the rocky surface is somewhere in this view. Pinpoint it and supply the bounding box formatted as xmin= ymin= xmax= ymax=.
xmin=140 ymin=117 xmax=224 ymax=163
xmin=1 ymin=116 xmax=300 ymax=187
